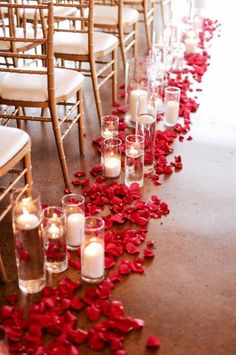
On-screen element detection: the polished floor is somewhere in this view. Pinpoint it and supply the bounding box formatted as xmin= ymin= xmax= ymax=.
xmin=0 ymin=1 xmax=236 ymax=354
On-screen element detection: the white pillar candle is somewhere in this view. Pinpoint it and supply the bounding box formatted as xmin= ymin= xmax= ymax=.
xmin=130 ymin=89 xmax=147 ymax=123
xmin=83 ymin=241 xmax=104 ymax=279
xmin=67 ymin=213 xmax=85 ymax=246
xmin=165 ymin=100 xmax=179 ymax=124
xmin=104 ymin=156 xmax=121 ymax=178
xmin=184 ymin=38 xmax=198 ymax=54
xmin=16 ymin=208 xmax=40 ymax=230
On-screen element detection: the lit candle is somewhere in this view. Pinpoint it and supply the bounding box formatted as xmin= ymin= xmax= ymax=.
xmin=104 ymin=155 xmax=121 ymax=178
xmin=83 ymin=241 xmax=104 ymax=279
xmin=165 ymin=100 xmax=179 ymax=124
xmin=67 ymin=213 xmax=85 ymax=246
xmin=130 ymin=89 xmax=147 ymax=123
xmin=48 ymin=223 xmax=60 ymax=239
xmin=102 ymin=128 xmax=113 ymax=139
xmin=16 ymin=207 xmax=40 ymax=230
xmin=184 ymin=38 xmax=198 ymax=54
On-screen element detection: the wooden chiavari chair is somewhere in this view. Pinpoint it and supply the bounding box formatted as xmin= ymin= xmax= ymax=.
xmin=0 ymin=1 xmax=84 ymax=188
xmin=52 ymin=0 xmax=118 ymax=122
xmin=0 ymin=126 xmax=32 ymax=222
xmin=0 ymin=125 xmax=32 ymax=283
xmin=93 ymin=0 xmax=139 ymax=67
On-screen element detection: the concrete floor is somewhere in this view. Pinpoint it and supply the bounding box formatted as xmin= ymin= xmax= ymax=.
xmin=0 ymin=0 xmax=236 ymax=354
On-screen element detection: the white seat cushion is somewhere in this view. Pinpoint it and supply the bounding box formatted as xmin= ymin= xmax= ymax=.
xmin=18 ymin=5 xmax=76 ymax=20
xmin=94 ymin=5 xmax=139 ymax=26
xmin=0 ymin=126 xmax=30 ymax=168
xmin=54 ymin=31 xmax=118 ymax=56
xmin=0 ymin=27 xmax=43 ymax=51
xmin=0 ymin=68 xmax=84 ymax=102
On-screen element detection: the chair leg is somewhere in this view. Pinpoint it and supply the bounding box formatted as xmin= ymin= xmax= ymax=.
xmin=49 ymin=105 xmax=71 ymax=188
xmin=16 ymin=107 xmax=22 ymax=129
xmin=112 ymin=48 xmax=118 ymax=103
xmin=119 ymin=26 xmax=126 ymax=68
xmin=77 ymin=88 xmax=84 ymax=154
xmin=23 ymin=147 xmax=32 ymax=188
xmin=133 ymin=22 xmax=138 ymax=58
xmin=0 ymin=253 xmax=7 ymax=283
xmin=90 ymin=60 xmax=103 ymax=123
xmin=143 ymin=3 xmax=152 ymax=48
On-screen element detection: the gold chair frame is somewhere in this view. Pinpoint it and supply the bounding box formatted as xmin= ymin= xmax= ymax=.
xmin=0 ymin=127 xmax=32 ymax=283
xmin=53 ymin=0 xmax=118 ymax=122
xmin=0 ymin=1 xmax=84 ymax=188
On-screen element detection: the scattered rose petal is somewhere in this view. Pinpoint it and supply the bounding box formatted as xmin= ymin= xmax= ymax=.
xmin=146 ymin=335 xmax=161 ymax=348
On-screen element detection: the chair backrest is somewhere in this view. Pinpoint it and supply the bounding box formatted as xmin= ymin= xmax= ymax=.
xmin=52 ymin=0 xmax=92 ymax=41
xmin=94 ymin=0 xmax=123 ymax=28
xmin=0 ymin=0 xmax=55 ymax=103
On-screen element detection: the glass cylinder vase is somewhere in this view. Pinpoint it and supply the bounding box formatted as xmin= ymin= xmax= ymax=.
xmin=164 ymin=86 xmax=181 ymax=127
xmin=81 ymin=217 xmax=105 ymax=283
xmin=136 ymin=95 xmax=156 ymax=173
xmin=103 ymin=137 xmax=122 ymax=178
xmin=125 ymin=57 xmax=148 ymax=127
xmin=11 ymin=188 xmax=46 ymax=294
xmin=62 ymin=193 xmax=85 ymax=250
xmin=125 ymin=134 xmax=144 ymax=187
xmin=41 ymin=206 xmax=68 ymax=273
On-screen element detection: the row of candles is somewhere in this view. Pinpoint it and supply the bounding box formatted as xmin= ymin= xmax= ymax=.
xmin=101 ymin=84 xmax=181 ymax=185
xmin=11 ymin=189 xmax=104 ymax=294
xmin=101 ymin=11 xmax=205 ymax=184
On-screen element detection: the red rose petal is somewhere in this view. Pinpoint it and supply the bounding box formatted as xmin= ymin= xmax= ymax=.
xmin=88 ymin=333 xmax=105 ymax=351
xmin=118 ymin=260 xmax=131 ymax=275
xmin=105 ymin=255 xmax=116 ymax=269
xmin=86 ymin=304 xmax=101 ymax=322
xmin=146 ymin=335 xmax=161 ymax=348
xmin=68 ymin=328 xmax=88 ymax=344
xmin=143 ymin=249 xmax=155 ymax=258
xmin=126 ymin=242 xmax=140 ymax=254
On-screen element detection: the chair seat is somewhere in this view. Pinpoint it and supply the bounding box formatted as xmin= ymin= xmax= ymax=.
xmin=0 ymin=126 xmax=30 ymax=169
xmin=18 ymin=5 xmax=76 ymax=20
xmin=54 ymin=31 xmax=118 ymax=57
xmin=0 ymin=27 xmax=43 ymax=51
xmin=0 ymin=68 xmax=84 ymax=102
xmin=94 ymin=5 xmax=139 ymax=26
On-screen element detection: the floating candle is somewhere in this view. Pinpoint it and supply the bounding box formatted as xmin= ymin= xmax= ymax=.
xmin=16 ymin=207 xmax=40 ymax=230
